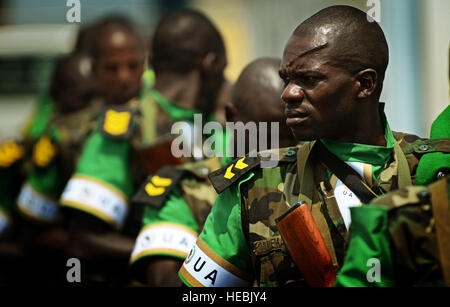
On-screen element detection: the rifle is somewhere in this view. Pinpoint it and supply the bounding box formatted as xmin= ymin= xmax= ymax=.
xmin=276 ymin=201 xmax=336 ymax=287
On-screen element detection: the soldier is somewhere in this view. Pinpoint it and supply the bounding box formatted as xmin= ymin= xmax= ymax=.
xmin=129 ymin=58 xmax=297 ymax=286
xmin=59 ymin=9 xmax=228 ymax=285
xmin=11 ymin=52 xmax=102 ymax=286
xmin=178 ymin=5 xmax=450 ymax=287
xmin=335 ymin=105 xmax=450 ymax=287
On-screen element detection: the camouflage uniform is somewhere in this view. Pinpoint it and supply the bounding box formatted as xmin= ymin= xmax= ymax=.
xmin=128 ymin=156 xmax=232 ymax=280
xmin=335 ymin=105 xmax=450 ymax=287
xmin=178 ymin=107 xmax=450 ymax=287
xmin=335 ymin=176 xmax=450 ymax=287
xmin=59 ymin=89 xmax=226 ymax=233
xmin=16 ymin=103 xmax=102 ymax=225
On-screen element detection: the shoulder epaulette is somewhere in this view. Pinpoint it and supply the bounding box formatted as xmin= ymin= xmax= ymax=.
xmin=32 ymin=134 xmax=57 ymax=168
xmin=132 ymin=166 xmax=185 ymax=209
xmin=99 ymin=106 xmax=138 ymax=140
xmin=401 ymin=137 xmax=450 ymax=155
xmin=0 ymin=139 xmax=25 ymax=169
xmin=208 ymin=147 xmax=299 ymax=194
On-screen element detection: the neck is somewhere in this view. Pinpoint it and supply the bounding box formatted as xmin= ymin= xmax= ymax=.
xmin=153 ymin=71 xmax=201 ymax=110
xmin=331 ymin=103 xmax=386 ymax=146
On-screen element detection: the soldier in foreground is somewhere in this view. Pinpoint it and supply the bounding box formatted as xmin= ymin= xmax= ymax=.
xmin=129 ymin=58 xmax=297 ymax=286
xmin=178 ymin=5 xmax=450 ymax=287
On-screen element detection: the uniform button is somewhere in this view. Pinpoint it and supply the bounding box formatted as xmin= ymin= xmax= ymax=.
xmin=416 ymin=189 xmax=431 ymax=202
xmin=285 ymin=150 xmax=296 ymax=157
xmin=199 ymin=167 xmax=209 ymax=175
xmin=418 ymin=145 xmax=430 ymax=152
xmin=436 ymin=171 xmax=447 ymax=180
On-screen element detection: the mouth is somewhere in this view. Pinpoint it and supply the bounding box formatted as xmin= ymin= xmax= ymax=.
xmin=285 ymin=108 xmax=308 ymax=126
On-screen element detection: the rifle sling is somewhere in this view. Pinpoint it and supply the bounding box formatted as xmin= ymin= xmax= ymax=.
xmin=315 ymin=141 xmax=378 ymax=204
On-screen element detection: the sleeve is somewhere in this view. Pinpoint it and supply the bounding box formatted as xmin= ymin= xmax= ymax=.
xmin=334 ymin=206 xmax=395 ymax=287
xmin=60 ymin=131 xmax=133 ymax=230
xmin=178 ymin=183 xmax=254 ymax=287
xmin=129 ymin=189 xmax=199 ymax=265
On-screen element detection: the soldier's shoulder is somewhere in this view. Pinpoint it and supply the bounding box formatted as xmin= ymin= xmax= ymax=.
xmin=132 ymin=166 xmax=185 ymax=209
xmin=370 ymin=185 xmax=428 ymax=210
xmin=208 ymin=146 xmax=300 ymax=194
xmin=182 ymin=157 xmax=223 ymax=180
xmin=99 ymin=104 xmax=139 ymax=140
xmin=393 ymin=131 xmax=450 ymax=155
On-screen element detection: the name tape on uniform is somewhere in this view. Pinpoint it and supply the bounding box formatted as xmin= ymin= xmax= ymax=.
xmin=17 ymin=183 xmax=62 ymax=223
xmin=60 ymin=175 xmax=128 ymax=229
xmin=130 ymin=223 xmax=198 ymax=263
xmin=179 ymin=238 xmax=250 ymax=287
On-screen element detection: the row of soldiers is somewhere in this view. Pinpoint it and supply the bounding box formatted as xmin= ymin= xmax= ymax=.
xmin=0 ymin=5 xmax=449 ymax=287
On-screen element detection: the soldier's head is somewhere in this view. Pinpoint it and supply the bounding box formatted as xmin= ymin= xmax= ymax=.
xmin=280 ymin=5 xmax=389 ymax=141
xmin=92 ymin=15 xmax=146 ymax=105
xmin=151 ymin=8 xmax=227 ymax=114
xmin=227 ymin=58 xmax=296 ymax=151
xmin=49 ymin=53 xmax=101 ymax=115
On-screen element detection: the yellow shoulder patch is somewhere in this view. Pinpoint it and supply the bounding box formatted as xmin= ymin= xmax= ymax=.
xmin=33 ymin=135 xmax=57 ymax=168
xmin=0 ymin=140 xmax=25 ymax=168
xmin=103 ymin=110 xmax=132 ymax=136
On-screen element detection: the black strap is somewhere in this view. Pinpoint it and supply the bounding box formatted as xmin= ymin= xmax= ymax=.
xmin=315 ymin=141 xmax=378 ymax=204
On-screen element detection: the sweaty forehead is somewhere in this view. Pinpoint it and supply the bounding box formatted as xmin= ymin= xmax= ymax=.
xmin=281 ymin=28 xmax=334 ymax=71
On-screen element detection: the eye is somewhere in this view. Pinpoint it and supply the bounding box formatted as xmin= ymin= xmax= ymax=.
xmin=299 ymin=75 xmax=321 ymax=88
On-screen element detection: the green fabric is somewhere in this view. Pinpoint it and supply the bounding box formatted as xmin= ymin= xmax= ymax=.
xmin=334 ymin=206 xmax=395 ymax=287
xmin=0 ymin=168 xmax=18 ymax=214
xmin=25 ymin=127 xmax=63 ymax=198
xmin=150 ymin=90 xmax=200 ymax=123
xmin=416 ymin=105 xmax=450 ymax=186
xmin=430 ymin=105 xmax=450 ymax=139
xmin=132 ymin=189 xmax=199 ymax=262
xmin=74 ymin=132 xmax=134 ymax=197
xmin=196 ymin=173 xmax=254 ymax=276
xmin=321 ymin=105 xmax=395 ymax=182
xmin=141 ymin=190 xmax=199 ymax=233
xmin=27 ymin=94 xmax=54 ymax=140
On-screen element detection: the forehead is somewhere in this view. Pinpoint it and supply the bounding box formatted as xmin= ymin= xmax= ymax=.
xmin=280 ymin=32 xmax=330 ymax=72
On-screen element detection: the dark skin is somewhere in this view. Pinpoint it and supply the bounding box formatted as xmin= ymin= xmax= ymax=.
xmin=96 ymin=30 xmax=145 ymax=105
xmin=144 ymin=58 xmax=297 ymax=287
xmin=151 ymin=9 xmax=227 ymax=115
xmin=280 ymin=27 xmax=385 ymax=146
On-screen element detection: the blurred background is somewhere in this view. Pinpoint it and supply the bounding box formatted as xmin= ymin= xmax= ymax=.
xmin=0 ymin=0 xmax=448 ymax=139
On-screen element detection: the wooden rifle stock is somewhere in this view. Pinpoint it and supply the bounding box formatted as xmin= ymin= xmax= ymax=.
xmin=276 ymin=202 xmax=336 ymax=287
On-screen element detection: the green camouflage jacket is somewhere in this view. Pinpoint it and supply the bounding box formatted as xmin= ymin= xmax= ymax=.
xmin=207 ymin=132 xmax=450 ymax=287
xmin=335 ymin=175 xmax=449 ymax=287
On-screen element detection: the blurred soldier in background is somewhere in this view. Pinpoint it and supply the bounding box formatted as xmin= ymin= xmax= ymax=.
xmin=1 ymin=52 xmax=102 ymax=286
xmin=129 ymin=58 xmax=297 ymax=286
xmin=59 ymin=9 xmax=228 ymax=285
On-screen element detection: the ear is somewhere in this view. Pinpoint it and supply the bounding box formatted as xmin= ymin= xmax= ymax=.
xmin=355 ymin=69 xmax=378 ymax=99
xmin=201 ymin=52 xmax=217 ymax=72
xmin=225 ymin=102 xmax=238 ymax=123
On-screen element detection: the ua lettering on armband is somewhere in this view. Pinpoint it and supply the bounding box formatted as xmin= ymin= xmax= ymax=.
xmin=333 ymin=162 xmax=372 ymax=229
xmin=179 ymin=238 xmax=251 ymax=287
xmin=60 ymin=175 xmax=129 ymax=230
xmin=17 ymin=183 xmax=62 ymax=224
xmin=130 ymin=222 xmax=198 ymax=264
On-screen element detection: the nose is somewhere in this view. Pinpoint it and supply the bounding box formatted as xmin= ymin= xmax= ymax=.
xmin=282 ymin=83 xmax=304 ymax=105
xmin=118 ymin=65 xmax=131 ymax=84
